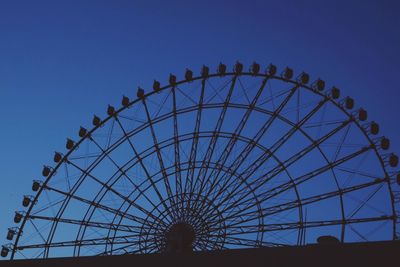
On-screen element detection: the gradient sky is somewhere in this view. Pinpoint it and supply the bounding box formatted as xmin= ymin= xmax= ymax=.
xmin=0 ymin=0 xmax=400 ymax=253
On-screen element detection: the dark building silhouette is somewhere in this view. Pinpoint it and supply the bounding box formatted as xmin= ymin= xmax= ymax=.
xmin=0 ymin=241 xmax=399 ymax=267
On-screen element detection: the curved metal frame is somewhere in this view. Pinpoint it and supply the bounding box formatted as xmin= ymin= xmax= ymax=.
xmin=4 ymin=64 xmax=399 ymax=259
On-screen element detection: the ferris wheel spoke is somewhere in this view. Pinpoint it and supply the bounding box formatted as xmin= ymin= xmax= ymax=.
xmin=113 ymin=117 xmax=172 ymax=215
xmin=184 ymin=79 xmax=206 ymax=211
xmin=84 ymin=124 xmax=176 ymax=225
xmin=43 ymin=184 xmax=157 ymax=228
xmin=107 ymin=237 xmax=160 ymax=255
xmin=28 ymin=215 xmax=143 ymax=233
xmin=209 ymin=178 xmax=386 ymax=229
xmin=86 ymin=134 xmax=145 ymax=192
xmin=210 ymin=144 xmax=373 ymax=224
xmin=203 ymin=83 xmax=299 ymax=204
xmin=219 ymin=236 xmax=285 ymax=248
xmin=142 ymin=99 xmax=177 ymax=218
xmin=65 ymin=159 xmax=170 ymax=227
xmin=172 ymin=86 xmax=184 ymax=205
xmin=258 ymin=119 xmax=353 ymax=185
xmin=205 ymin=97 xmax=329 ymax=212
xmin=16 ymin=233 xmax=147 ymax=250
xmin=198 ymin=77 xmax=272 ymax=209
xmin=98 ymin=240 xmax=159 ymax=256
xmin=216 ymin=215 xmax=393 ymax=236
xmin=145 ymin=244 xmax=160 ymax=254
xmin=196 ymin=236 xmax=215 ymax=250
xmin=230 ymin=85 xmax=308 ymax=172
xmin=212 ymin=118 xmax=354 ymax=214
xmin=241 ymin=98 xmax=329 ymax=178
xmin=191 ymin=76 xmax=238 ymax=204
xmin=209 ymin=97 xmax=330 ymax=209
xmin=197 ymin=77 xmax=269 ymax=195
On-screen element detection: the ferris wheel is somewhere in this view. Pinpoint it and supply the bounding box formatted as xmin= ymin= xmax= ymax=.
xmin=2 ymin=62 xmax=400 ymax=259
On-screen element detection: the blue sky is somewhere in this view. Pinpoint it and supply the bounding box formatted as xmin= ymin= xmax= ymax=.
xmin=0 ymin=0 xmax=400 ymax=256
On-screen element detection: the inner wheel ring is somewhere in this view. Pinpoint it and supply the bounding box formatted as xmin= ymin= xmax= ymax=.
xmin=138 ymin=193 xmax=227 ymax=253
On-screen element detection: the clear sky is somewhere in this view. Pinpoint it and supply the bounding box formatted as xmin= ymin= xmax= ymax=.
xmin=0 ymin=0 xmax=400 ymax=255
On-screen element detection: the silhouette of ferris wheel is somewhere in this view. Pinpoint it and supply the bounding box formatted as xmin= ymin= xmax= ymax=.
xmin=3 ymin=62 xmax=400 ymax=259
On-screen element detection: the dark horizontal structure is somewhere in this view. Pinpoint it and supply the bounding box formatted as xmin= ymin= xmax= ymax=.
xmin=0 ymin=241 xmax=398 ymax=267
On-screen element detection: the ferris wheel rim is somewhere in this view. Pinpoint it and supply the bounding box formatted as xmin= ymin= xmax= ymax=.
xmin=7 ymin=65 xmax=399 ymax=259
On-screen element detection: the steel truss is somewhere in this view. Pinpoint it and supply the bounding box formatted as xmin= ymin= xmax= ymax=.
xmin=3 ymin=63 xmax=400 ymax=260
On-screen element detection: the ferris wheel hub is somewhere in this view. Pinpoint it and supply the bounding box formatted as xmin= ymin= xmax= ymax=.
xmin=165 ymin=222 xmax=195 ymax=252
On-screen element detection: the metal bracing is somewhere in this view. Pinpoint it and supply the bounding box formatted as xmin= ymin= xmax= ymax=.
xmin=5 ymin=64 xmax=399 ymax=260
